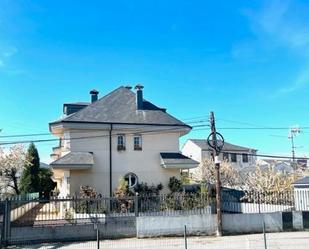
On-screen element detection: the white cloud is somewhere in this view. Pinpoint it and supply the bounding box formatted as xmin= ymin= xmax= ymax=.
xmin=277 ymin=68 xmax=309 ymax=95
xmin=253 ymin=0 xmax=309 ymax=52
xmin=241 ymin=0 xmax=309 ymax=96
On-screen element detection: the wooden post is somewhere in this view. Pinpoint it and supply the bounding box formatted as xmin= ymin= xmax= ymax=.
xmin=209 ymin=111 xmax=222 ymax=236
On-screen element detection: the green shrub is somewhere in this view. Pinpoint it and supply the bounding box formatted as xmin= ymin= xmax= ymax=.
xmin=64 ymin=208 xmax=73 ymax=220
xmin=134 ymin=182 xmax=163 ymax=196
xmin=168 ymin=177 xmax=183 ymax=193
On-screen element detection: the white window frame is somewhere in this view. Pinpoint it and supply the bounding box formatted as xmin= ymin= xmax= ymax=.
xmin=124 ymin=173 xmax=138 ymax=188
xmin=133 ymin=135 xmax=142 ymax=150
xmin=63 ymin=133 xmax=70 ymax=150
xmin=117 ymin=134 xmax=126 ymax=150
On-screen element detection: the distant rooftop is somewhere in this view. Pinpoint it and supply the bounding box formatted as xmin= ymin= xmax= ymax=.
xmin=64 ymin=102 xmax=90 ymax=106
xmin=189 ymin=139 xmax=257 ymax=152
xmin=293 ymin=176 xmax=309 ymax=186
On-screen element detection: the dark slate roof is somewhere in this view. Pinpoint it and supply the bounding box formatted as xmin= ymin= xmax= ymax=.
xmin=50 ymin=152 xmax=94 ymax=167
xmin=51 ymin=86 xmax=189 ymax=127
xmin=189 ymin=139 xmax=257 ymax=152
xmin=293 ymin=176 xmax=309 ymax=185
xmin=40 ymin=162 xmax=50 ymax=169
xmin=160 ymin=153 xmax=199 ymax=165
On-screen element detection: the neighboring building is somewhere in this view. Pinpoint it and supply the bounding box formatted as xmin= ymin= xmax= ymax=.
xmin=49 ymin=85 xmax=198 ymax=197
xmin=181 ymin=139 xmax=257 ymax=172
xmin=293 ymin=176 xmax=309 ymax=211
xmin=257 ymin=159 xmax=294 ymax=174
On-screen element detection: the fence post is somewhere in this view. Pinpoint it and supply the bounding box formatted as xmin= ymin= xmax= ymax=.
xmin=258 ymin=192 xmax=261 ymax=214
xmin=97 ymin=228 xmax=100 ymax=249
xmin=3 ymin=199 xmax=11 ymax=246
xmin=263 ymin=220 xmax=267 ymax=249
xmin=184 ymin=225 xmax=188 ymax=249
xmin=134 ymin=193 xmax=139 ymax=217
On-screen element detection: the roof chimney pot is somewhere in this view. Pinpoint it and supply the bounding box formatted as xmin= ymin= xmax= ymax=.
xmin=90 ymin=89 xmax=99 ymax=103
xmin=135 ymin=84 xmax=144 ymax=110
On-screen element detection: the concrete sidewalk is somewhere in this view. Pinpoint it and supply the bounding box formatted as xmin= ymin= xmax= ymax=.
xmin=9 ymin=231 xmax=309 ymax=248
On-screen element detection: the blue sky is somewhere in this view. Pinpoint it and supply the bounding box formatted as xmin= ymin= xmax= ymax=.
xmin=1 ymin=0 xmax=309 ymax=162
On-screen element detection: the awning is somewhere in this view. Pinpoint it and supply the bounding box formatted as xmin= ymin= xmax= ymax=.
xmin=160 ymin=152 xmax=199 ymax=169
xmin=50 ymin=151 xmax=94 ymax=170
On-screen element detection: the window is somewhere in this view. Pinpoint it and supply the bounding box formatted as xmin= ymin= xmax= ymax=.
xmin=134 ymin=135 xmax=142 ymax=150
xmin=124 ymin=173 xmax=138 ymax=188
xmin=242 ymin=154 xmax=248 ymax=163
xmin=230 ymin=153 xmax=237 ymax=162
xmin=223 ymin=152 xmax=229 ymax=162
xmin=117 ymin=135 xmax=126 ymax=150
xmin=63 ymin=133 xmax=70 ymax=149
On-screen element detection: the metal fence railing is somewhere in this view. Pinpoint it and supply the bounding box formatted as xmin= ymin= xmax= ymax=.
xmin=9 ymin=192 xmax=40 ymax=201
xmin=5 ymin=193 xmax=214 ymax=227
xmin=221 ymin=190 xmax=295 ymax=213
xmin=0 ymin=190 xmax=304 ymax=247
xmin=0 ymin=191 xmax=299 ymax=227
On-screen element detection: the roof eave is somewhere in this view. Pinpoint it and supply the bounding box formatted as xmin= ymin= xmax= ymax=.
xmin=50 ymin=120 xmax=191 ymax=129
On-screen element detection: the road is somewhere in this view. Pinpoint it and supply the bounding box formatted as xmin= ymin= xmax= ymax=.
xmin=8 ymin=231 xmax=309 ymax=249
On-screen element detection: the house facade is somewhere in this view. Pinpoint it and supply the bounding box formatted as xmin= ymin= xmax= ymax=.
xmin=49 ymin=85 xmax=198 ymax=197
xmin=181 ymin=139 xmax=257 ymax=174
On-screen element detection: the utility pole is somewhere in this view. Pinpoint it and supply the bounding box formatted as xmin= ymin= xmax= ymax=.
xmin=208 ymin=111 xmax=223 ymax=236
xmin=289 ymin=126 xmax=301 ymax=167
xmin=291 ymin=135 xmax=295 ymax=163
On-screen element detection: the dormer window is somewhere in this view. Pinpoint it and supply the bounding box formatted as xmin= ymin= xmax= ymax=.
xmin=117 ymin=135 xmax=126 ymax=151
xmin=134 ymin=135 xmax=142 ymax=150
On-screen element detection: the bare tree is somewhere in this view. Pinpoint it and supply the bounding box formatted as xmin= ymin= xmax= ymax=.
xmin=193 ymin=158 xmax=300 ymax=193
xmin=193 ymin=158 xmax=241 ymax=189
xmin=0 ymin=145 xmax=27 ymax=196
xmin=243 ymin=165 xmax=299 ymax=192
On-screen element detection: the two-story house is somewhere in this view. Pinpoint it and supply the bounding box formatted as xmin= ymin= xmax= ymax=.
xmin=49 ymin=85 xmax=198 ymax=197
xmin=181 ymin=139 xmax=257 ymax=174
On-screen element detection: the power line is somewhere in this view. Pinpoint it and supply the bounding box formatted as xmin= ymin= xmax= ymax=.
xmin=2 ymin=126 xmax=309 ymax=161
xmin=235 ymin=152 xmax=309 ymax=161
xmin=0 ymin=119 xmax=208 ymax=139
xmin=204 ymin=149 xmax=309 ymax=160
xmin=0 ymin=126 xmax=191 ymax=146
xmin=4 ymin=124 xmax=309 ymax=139
xmin=217 ymin=118 xmax=269 ymax=128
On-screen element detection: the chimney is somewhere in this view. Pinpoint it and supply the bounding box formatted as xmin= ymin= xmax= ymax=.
xmin=90 ymin=89 xmax=99 ymax=103
xmin=135 ymin=84 xmax=144 ymax=110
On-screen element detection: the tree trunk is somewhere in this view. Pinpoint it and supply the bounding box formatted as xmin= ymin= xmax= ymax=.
xmin=10 ymin=169 xmax=20 ymax=195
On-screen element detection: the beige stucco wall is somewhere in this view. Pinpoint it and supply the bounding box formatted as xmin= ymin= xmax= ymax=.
xmin=58 ymin=128 xmax=183 ymax=196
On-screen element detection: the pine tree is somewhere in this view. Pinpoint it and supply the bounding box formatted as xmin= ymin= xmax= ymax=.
xmin=38 ymin=168 xmax=56 ymax=199
xmin=20 ymin=143 xmax=41 ymax=193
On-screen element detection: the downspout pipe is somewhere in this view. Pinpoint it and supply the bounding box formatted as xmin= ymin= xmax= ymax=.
xmin=109 ymin=124 xmax=113 ymax=197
